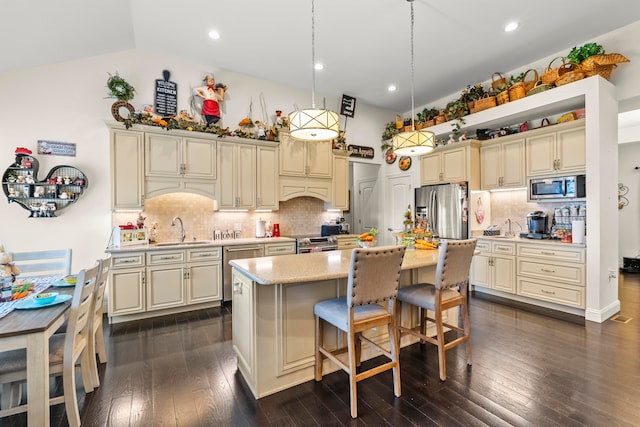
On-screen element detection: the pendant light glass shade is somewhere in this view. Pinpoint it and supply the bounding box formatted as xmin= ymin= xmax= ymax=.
xmin=288 ymin=0 xmax=339 ymax=141
xmin=289 ymin=108 xmax=340 ymax=140
xmin=392 ymin=129 xmax=435 ymax=155
xmin=392 ymin=0 xmax=435 ymax=155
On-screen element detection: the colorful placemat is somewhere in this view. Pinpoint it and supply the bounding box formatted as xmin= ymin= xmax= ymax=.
xmin=0 ymin=275 xmax=63 ymax=319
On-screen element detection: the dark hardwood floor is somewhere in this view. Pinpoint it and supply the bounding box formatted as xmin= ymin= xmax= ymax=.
xmin=4 ymin=273 xmax=640 ymax=426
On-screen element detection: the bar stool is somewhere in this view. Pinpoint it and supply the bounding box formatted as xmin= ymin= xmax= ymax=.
xmin=314 ymin=245 xmax=406 ymax=418
xmin=397 ymin=239 xmax=476 ymax=381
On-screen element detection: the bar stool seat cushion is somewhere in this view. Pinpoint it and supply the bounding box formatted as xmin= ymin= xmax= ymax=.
xmin=314 ymin=297 xmax=388 ymax=332
xmin=397 ymin=284 xmax=459 ymax=311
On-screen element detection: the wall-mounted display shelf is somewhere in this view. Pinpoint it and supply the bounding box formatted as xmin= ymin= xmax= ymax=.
xmin=2 ymin=153 xmax=88 ymax=217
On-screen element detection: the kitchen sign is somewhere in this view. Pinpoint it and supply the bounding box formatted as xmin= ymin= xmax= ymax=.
xmin=348 ymin=144 xmax=374 ymax=159
xmin=154 ymin=70 xmax=178 ymax=117
xmin=37 ymin=140 xmax=76 ymax=157
xmin=340 ymin=94 xmax=356 ymax=118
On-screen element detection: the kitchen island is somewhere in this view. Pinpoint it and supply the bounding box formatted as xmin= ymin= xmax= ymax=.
xmin=229 ymin=247 xmax=444 ymax=399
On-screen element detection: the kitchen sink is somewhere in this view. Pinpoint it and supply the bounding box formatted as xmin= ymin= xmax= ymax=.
xmin=154 ymin=240 xmax=215 ymax=247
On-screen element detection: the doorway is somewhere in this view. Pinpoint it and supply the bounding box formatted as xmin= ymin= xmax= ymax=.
xmin=351 ymin=162 xmax=380 ymax=236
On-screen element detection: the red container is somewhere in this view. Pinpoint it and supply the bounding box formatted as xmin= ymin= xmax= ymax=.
xmin=272 ymin=224 xmax=280 ymax=237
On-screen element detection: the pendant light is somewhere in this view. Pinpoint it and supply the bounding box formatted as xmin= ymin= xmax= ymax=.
xmin=288 ymin=0 xmax=340 ymax=141
xmin=392 ymin=0 xmax=435 ymax=155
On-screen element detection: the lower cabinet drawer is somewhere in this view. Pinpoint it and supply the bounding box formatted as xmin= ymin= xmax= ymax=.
xmin=517 ymin=258 xmax=584 ymax=286
xmin=517 ymin=277 xmax=585 ymax=308
xmin=111 ymin=253 xmax=144 ymax=269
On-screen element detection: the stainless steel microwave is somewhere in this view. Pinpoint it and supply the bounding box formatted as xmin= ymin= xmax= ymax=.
xmin=529 ymin=175 xmax=586 ymax=201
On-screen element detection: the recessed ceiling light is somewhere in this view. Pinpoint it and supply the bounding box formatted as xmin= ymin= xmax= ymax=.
xmin=504 ymin=22 xmax=519 ymax=32
xmin=388 ymin=85 xmax=397 ymax=92
xmin=208 ymin=30 xmax=221 ymax=40
xmin=314 ymin=63 xmax=324 ymax=71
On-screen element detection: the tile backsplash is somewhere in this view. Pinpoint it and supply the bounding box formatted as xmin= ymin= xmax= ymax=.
xmin=112 ymin=195 xmax=334 ymax=242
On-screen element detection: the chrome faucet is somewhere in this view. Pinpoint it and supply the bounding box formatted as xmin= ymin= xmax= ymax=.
xmin=171 ymin=216 xmax=185 ymax=242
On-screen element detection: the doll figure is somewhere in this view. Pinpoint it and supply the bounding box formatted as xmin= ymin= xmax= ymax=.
xmin=193 ymin=73 xmax=226 ymax=126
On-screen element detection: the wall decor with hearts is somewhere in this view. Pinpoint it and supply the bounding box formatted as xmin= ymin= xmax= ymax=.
xmin=2 ymin=153 xmax=88 ymax=217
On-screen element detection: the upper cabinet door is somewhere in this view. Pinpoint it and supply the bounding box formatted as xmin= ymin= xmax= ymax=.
xmin=111 ymin=129 xmax=144 ymax=210
xmin=306 ymin=140 xmax=333 ymax=178
xmin=420 ymin=152 xmax=443 ymax=185
xmin=145 ymin=133 xmax=182 ymax=177
xmin=526 ymin=133 xmax=556 ymax=176
xmin=182 ymin=136 xmax=216 ymax=179
xmin=279 ymin=134 xmax=307 ymax=176
xmin=500 ymin=138 xmax=525 ymax=188
xmin=441 ymin=146 xmax=467 ymax=183
xmin=480 ymin=143 xmax=501 ymax=190
xmin=556 ymin=126 xmax=586 ymax=173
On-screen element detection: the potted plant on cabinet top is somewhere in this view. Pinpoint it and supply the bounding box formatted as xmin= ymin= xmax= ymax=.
xmin=417 ymin=107 xmax=439 ymax=128
xmin=460 ymin=84 xmax=485 ymax=113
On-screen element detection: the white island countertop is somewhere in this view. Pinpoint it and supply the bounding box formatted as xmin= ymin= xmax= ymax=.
xmin=229 ymin=247 xmax=441 ymax=285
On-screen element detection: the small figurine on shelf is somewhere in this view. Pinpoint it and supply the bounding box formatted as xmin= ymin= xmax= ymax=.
xmin=403 ymin=204 xmax=413 ymax=231
xmin=136 ymin=212 xmax=146 ymax=229
xmin=149 ymin=222 xmax=158 ymax=243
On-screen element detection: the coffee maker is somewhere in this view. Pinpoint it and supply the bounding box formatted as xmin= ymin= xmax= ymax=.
xmin=521 ymin=211 xmax=550 ymax=239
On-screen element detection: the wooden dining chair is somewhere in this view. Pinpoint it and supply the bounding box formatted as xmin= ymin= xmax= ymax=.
xmin=11 ymin=248 xmax=72 ymax=277
xmin=314 ymin=245 xmax=406 ymax=418
xmin=0 ymin=261 xmax=99 ymax=427
xmin=396 ymin=239 xmax=477 ymax=381
xmin=87 ymin=255 xmax=110 ymax=389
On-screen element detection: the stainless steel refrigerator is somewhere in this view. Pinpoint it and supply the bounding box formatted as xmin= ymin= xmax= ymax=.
xmin=414 ymin=182 xmax=468 ymax=240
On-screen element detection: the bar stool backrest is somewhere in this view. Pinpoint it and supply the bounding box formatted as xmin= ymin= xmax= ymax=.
xmin=434 ymin=240 xmax=477 ymax=290
xmin=347 ymin=246 xmax=406 ymax=307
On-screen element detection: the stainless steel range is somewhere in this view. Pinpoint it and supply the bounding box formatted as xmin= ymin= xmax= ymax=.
xmin=295 ymin=235 xmax=338 ymax=253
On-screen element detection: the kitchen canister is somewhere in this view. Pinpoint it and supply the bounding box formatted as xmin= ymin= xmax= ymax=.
xmin=572 ymin=220 xmax=585 ymax=244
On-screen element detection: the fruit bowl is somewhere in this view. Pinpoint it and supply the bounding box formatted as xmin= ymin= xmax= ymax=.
xmin=358 ymin=240 xmax=377 ymax=248
xmin=34 ymin=292 xmax=58 ymax=305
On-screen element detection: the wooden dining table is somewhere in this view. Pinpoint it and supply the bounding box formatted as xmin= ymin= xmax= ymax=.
xmin=0 ymin=276 xmax=73 ymax=426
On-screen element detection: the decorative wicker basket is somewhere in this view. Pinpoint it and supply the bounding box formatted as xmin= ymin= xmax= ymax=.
xmin=435 ymin=112 xmax=447 ymax=125
xmin=555 ymin=62 xmax=585 ymax=86
xmin=474 ymin=94 xmax=497 ymax=112
xmin=508 ymin=82 xmax=526 ymax=102
xmin=580 ymin=53 xmax=629 ymax=80
xmin=496 ymin=89 xmax=510 ymax=105
xmin=491 ymin=72 xmax=507 ymax=90
xmin=526 ymin=81 xmax=554 ymax=96
xmin=423 ymin=119 xmax=435 ymax=128
xmin=541 ymin=57 xmax=565 ymax=85
xmin=522 ymin=69 xmax=539 ymax=93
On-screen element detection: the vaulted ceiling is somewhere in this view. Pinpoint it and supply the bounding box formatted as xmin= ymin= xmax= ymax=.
xmin=3 ymin=0 xmax=640 ymax=113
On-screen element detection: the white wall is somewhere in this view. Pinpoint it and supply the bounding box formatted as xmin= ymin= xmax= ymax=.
xmin=618 ymin=142 xmax=640 ymax=261
xmin=0 ymin=49 xmax=393 ymax=272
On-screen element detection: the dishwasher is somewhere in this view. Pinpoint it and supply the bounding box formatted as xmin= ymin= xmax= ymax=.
xmin=223 ymin=244 xmax=264 ymax=302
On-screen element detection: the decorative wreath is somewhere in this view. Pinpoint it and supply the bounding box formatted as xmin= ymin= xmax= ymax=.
xmin=106 ymin=72 xmax=136 ymax=101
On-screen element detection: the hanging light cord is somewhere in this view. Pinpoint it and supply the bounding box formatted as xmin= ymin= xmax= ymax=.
xmin=311 ymin=0 xmax=317 ymax=109
xmin=409 ymin=0 xmax=415 ymax=131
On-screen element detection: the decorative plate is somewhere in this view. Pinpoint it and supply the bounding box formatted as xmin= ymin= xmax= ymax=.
xmin=52 ymin=279 xmax=77 ymax=288
xmin=14 ymin=294 xmax=72 ymax=310
xmin=385 ymin=149 xmax=397 ymax=164
xmin=398 ymin=156 xmax=412 ymax=171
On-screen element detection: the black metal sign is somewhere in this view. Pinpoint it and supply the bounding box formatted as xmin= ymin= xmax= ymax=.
xmin=340 ymin=94 xmax=356 ymax=118
xmin=154 ymin=70 xmax=178 ymax=117
xmin=347 ymin=144 xmax=374 ymax=159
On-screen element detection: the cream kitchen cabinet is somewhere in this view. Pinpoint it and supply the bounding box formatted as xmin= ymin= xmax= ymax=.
xmin=279 ymin=131 xmax=332 ymax=178
xmin=420 ymin=141 xmax=480 ymax=188
xmin=110 ymin=128 xmax=145 ymax=210
xmin=480 ymin=137 xmax=525 ymax=190
xmin=516 ymin=242 xmax=586 ymax=308
xmin=186 ymin=247 xmax=222 ymax=303
xmin=146 ymin=250 xmax=187 ymax=311
xmin=108 ymin=252 xmax=146 ymax=317
xmin=525 ymin=120 xmax=585 ymax=177
xmin=145 ymin=133 xmax=216 ymax=179
xmin=218 ymin=141 xmax=256 ymax=209
xmin=329 ymin=152 xmax=349 ymax=210
xmin=470 ymin=239 xmax=516 ymax=294
xmin=256 ymin=145 xmax=279 ymax=210
xmin=107 ymin=245 xmax=223 ymax=323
